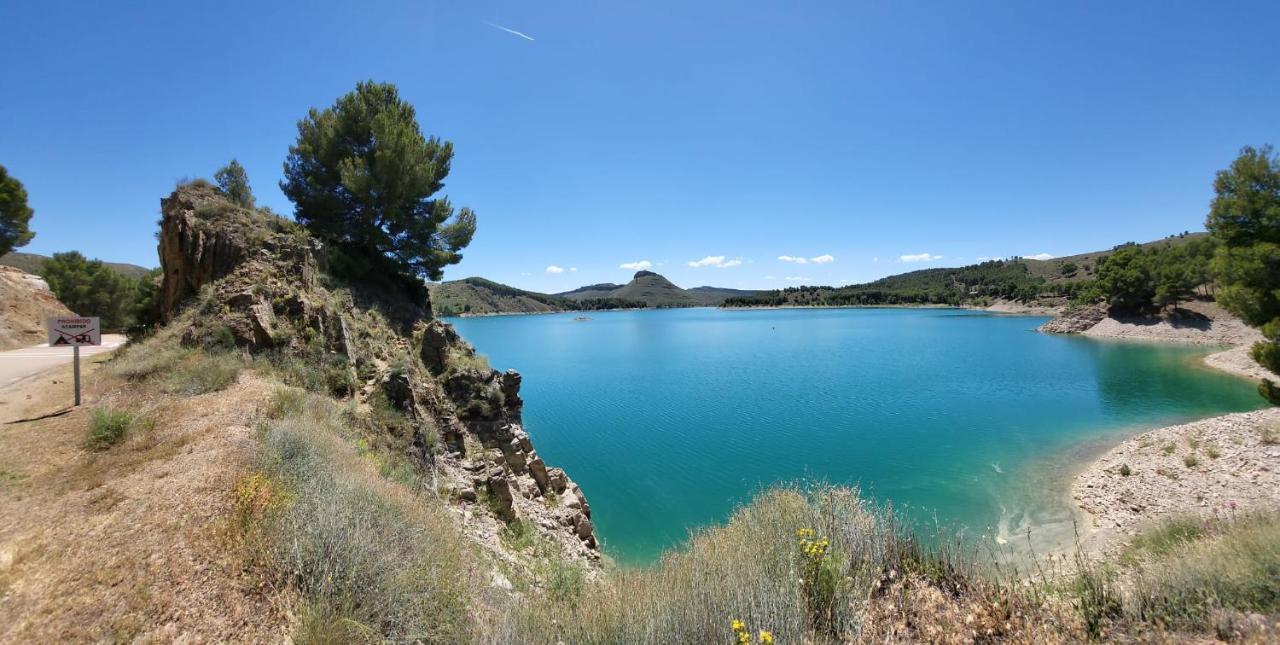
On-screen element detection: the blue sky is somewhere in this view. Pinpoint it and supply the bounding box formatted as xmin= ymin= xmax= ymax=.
xmin=2 ymin=1 xmax=1277 ymax=292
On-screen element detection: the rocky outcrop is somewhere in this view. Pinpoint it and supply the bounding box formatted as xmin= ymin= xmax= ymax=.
xmin=0 ymin=266 xmax=74 ymax=350
xmin=1037 ymin=304 xmax=1108 ymax=334
xmin=418 ymin=318 xmax=600 ymax=553
xmin=157 ymin=181 xmax=325 ymax=321
xmin=156 ymin=182 xmax=600 ymax=564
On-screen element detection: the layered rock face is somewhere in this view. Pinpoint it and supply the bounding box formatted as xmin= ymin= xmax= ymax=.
xmin=0 ymin=265 xmax=74 ymax=350
xmin=156 ymin=182 xmax=599 ymax=559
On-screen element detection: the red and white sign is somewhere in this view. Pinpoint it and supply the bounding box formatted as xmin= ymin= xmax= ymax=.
xmin=47 ymin=317 xmax=101 ymax=347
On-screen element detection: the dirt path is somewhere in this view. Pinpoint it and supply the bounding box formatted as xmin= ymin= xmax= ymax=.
xmin=0 ymin=356 xmax=293 ymax=642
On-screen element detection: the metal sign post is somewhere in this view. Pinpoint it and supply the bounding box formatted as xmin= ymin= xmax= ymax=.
xmin=47 ymin=317 xmax=101 ymax=407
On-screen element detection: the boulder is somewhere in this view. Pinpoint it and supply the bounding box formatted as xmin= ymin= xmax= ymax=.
xmin=514 ymin=429 xmax=533 ymax=453
xmin=485 ymin=474 xmax=516 ymax=522
xmin=500 ymin=439 xmax=527 ymax=474
xmin=546 ymin=467 xmax=569 ymax=494
xmin=528 ymin=457 xmax=550 ymax=492
xmin=420 ymin=319 xmax=462 ymax=374
xmin=247 ymin=302 xmax=276 ymax=347
xmin=1038 ymin=304 xmax=1108 ymax=334
xmin=500 ymin=370 xmax=523 ymax=409
xmin=381 ymin=371 xmax=415 ymax=412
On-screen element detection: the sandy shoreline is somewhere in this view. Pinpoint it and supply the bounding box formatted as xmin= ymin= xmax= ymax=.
xmin=1048 ymin=301 xmax=1279 ymax=554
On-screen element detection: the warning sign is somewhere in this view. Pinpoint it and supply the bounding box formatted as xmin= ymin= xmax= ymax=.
xmin=47 ymin=317 xmax=101 ymax=347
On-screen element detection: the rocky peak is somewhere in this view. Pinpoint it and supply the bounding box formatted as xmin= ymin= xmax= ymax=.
xmin=633 ymin=270 xmax=659 ymax=279
xmin=154 ymin=183 xmax=600 ymax=561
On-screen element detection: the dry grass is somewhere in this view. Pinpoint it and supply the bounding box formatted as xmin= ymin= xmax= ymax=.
xmin=1130 ymin=513 xmax=1280 ymax=638
xmin=241 ymin=392 xmax=479 ymax=643
xmin=482 ymin=485 xmax=1012 ymax=644
xmin=108 ymin=338 xmax=242 ymax=395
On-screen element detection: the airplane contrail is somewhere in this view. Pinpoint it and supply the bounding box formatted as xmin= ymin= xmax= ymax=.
xmin=485 ymin=21 xmax=534 ymax=41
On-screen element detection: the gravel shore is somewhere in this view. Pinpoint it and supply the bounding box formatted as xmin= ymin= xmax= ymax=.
xmin=1051 ymin=300 xmax=1279 ymax=554
xmin=1072 ymin=408 xmax=1280 ymax=555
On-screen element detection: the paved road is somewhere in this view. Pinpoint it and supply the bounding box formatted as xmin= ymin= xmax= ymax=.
xmin=0 ymin=334 xmax=126 ymax=388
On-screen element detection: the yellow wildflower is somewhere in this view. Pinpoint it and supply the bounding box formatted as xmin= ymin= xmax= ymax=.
xmin=759 ymin=630 xmax=774 ymax=644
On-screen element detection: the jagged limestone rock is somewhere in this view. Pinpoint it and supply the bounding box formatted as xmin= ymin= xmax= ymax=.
xmin=528 ymin=457 xmax=550 ymax=492
xmin=486 ymin=474 xmax=516 ymax=522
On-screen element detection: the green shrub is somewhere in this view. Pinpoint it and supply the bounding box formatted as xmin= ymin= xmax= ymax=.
xmin=1260 ymin=379 xmax=1280 ymax=406
xmin=1130 ymin=516 xmax=1206 ymax=557
xmin=501 ymin=519 xmax=539 ymax=552
xmin=1118 ymin=464 xmax=1132 ymax=477
xmin=86 ymin=407 xmax=136 ymax=450
xmin=1161 ymin=443 xmax=1176 ymax=455
xmin=162 ymin=352 xmax=241 ymax=394
xmin=258 ymin=350 xmax=357 ymax=398
xmin=1250 ymin=339 xmax=1280 ymax=376
xmin=1183 ymin=454 xmax=1200 ymax=468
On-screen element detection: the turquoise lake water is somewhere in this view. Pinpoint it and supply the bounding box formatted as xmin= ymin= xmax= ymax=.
xmin=450 ymin=307 xmax=1265 ymax=565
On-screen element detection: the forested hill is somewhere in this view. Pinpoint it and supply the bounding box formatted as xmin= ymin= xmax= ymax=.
xmin=431 ymin=272 xmax=763 ymax=315
xmin=0 ymin=251 xmax=153 ymax=280
xmin=724 ymin=232 xmax=1212 ymax=308
xmin=428 ymin=277 xmax=647 ymax=316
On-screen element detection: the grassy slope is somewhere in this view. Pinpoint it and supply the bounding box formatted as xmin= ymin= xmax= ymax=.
xmin=1021 ymin=231 xmax=1209 ymax=284
xmin=0 ymin=251 xmax=154 ymax=280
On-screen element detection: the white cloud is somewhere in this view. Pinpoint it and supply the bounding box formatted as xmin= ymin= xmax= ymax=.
xmin=900 ymin=253 xmax=943 ymax=262
xmin=545 ymin=265 xmax=565 ymax=274
xmin=779 ymin=253 xmax=835 ymax=265
xmin=873 ymin=257 xmax=880 ymax=263
xmin=688 ymin=255 xmax=742 ymax=269
xmin=569 ymin=267 xmax=578 ymax=272
xmin=1024 ymin=253 xmax=1055 ymax=261
xmin=763 ymin=275 xmax=777 ymax=280
xmin=976 ymin=256 xmax=1003 ymax=262
xmin=784 ymin=276 xmax=813 ymax=282
xmin=620 ymin=260 xmax=652 ymax=271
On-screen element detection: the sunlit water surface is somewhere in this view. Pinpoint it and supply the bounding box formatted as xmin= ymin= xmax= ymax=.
xmin=450 ymin=308 xmax=1263 ymax=564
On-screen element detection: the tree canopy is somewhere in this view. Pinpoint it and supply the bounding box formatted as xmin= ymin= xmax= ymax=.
xmin=41 ymin=251 xmax=136 ymax=330
xmin=1205 ymin=145 xmax=1280 ymax=402
xmin=215 ymin=159 xmax=255 ymax=208
xmin=1206 ymin=145 xmax=1280 ymax=247
xmin=280 ymin=81 xmax=476 ymax=284
xmin=0 ymin=165 xmax=35 ymax=257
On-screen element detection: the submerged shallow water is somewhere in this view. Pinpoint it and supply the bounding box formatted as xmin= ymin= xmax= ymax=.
xmin=450 ymin=307 xmax=1264 ymax=564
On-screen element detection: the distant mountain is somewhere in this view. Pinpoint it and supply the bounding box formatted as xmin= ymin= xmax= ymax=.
xmin=557 ymin=270 xmax=763 ymax=307
xmin=0 ymin=251 xmax=154 ymax=280
xmin=430 ymin=271 xmax=762 ymax=315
